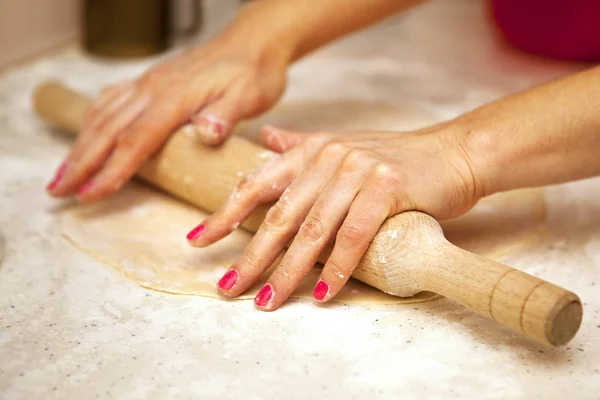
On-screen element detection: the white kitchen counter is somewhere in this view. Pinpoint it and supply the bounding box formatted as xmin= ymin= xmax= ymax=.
xmin=1 ymin=1 xmax=599 ymax=399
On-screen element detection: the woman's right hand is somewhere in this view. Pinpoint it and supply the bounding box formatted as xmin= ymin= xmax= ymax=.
xmin=47 ymin=33 xmax=289 ymax=202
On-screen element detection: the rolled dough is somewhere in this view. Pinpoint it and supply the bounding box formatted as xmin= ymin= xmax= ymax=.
xmin=59 ymin=100 xmax=547 ymax=305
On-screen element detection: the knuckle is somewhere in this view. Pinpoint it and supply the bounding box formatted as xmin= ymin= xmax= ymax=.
xmin=313 ymin=141 xmax=348 ymax=166
xmin=337 ymin=223 xmax=366 ymax=246
xmin=237 ymin=172 xmax=255 ymax=190
xmin=239 ymin=172 xmax=261 ymax=194
xmin=322 ymin=141 xmax=348 ymax=157
xmin=95 ymin=167 xmax=127 ymax=192
xmin=298 ymin=216 xmax=325 ymax=244
xmin=325 ymin=258 xmax=348 ymax=280
xmin=228 ymin=173 xmax=262 ymax=204
xmin=262 ymin=202 xmax=291 ymax=233
xmin=241 ymin=248 xmax=262 ymax=271
xmin=372 ymin=163 xmax=398 ymax=186
xmin=341 ymin=149 xmax=369 ymax=171
xmin=115 ymin=134 xmax=138 ymax=152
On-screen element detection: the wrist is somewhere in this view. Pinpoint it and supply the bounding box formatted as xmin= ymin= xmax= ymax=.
xmin=218 ymin=2 xmax=299 ymax=68
xmin=455 ymin=116 xmax=507 ymax=198
xmin=446 ymin=118 xmax=500 ymax=200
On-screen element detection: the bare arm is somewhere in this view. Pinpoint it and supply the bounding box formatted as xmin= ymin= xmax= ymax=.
xmin=223 ymin=0 xmax=424 ymax=63
xmin=461 ymin=65 xmax=600 ymax=196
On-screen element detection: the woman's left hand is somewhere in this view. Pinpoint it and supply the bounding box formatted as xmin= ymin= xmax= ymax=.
xmin=187 ymin=124 xmax=483 ymax=310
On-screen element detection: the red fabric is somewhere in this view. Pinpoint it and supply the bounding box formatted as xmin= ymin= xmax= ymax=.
xmin=490 ymin=0 xmax=600 ymax=62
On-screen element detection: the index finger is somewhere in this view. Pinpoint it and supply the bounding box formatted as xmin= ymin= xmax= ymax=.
xmin=75 ymin=99 xmax=187 ymax=201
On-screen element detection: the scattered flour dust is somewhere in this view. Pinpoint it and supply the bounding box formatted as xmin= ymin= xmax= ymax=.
xmin=256 ymin=151 xmax=273 ymax=160
xmin=229 ymin=188 xmax=242 ymax=202
xmin=181 ymin=124 xmax=197 ymax=138
xmin=130 ymin=203 xmax=153 ymax=217
xmin=386 ymin=229 xmax=399 ymax=240
xmin=584 ymin=237 xmax=600 ymax=264
xmin=194 ymin=266 xmax=228 ymax=282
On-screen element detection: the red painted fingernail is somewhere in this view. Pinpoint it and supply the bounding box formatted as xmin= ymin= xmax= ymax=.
xmin=202 ymin=115 xmax=224 ymax=135
xmin=313 ymin=280 xmax=330 ymax=301
xmin=77 ymin=180 xmax=94 ymax=196
xmin=46 ymin=162 xmax=68 ymax=191
xmin=186 ymin=224 xmax=206 ymax=240
xmin=254 ymin=284 xmax=274 ymax=308
xmin=217 ymin=269 xmax=238 ymax=291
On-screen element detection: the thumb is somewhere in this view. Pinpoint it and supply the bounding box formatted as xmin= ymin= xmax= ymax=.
xmin=191 ymin=86 xmax=268 ymax=146
xmin=260 ymin=125 xmax=308 ymax=153
xmin=190 ymin=93 xmax=241 ymax=146
xmin=191 ymin=77 xmax=284 ymax=146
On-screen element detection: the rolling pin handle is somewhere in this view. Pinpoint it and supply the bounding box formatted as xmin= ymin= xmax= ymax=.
xmin=432 ymin=243 xmax=583 ymax=347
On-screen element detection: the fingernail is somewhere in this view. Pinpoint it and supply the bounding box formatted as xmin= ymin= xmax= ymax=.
xmin=203 ymin=115 xmax=225 ymax=133
xmin=46 ymin=162 xmax=68 ymax=191
xmin=313 ymin=280 xmax=330 ymax=301
xmin=217 ymin=269 xmax=238 ymax=291
xmin=77 ymin=180 xmax=94 ymax=196
xmin=254 ymin=283 xmax=274 ymax=308
xmin=194 ymin=115 xmax=226 ymax=141
xmin=186 ymin=224 xmax=206 ymax=240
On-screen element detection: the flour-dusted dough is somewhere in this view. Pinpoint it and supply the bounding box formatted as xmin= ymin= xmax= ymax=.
xmin=59 ymin=100 xmax=546 ymax=304
xmin=60 ymin=183 xmax=545 ymax=304
xmin=61 ymin=183 xmax=438 ymax=304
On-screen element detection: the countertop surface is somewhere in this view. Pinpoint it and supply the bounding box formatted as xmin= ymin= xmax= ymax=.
xmin=1 ymin=1 xmax=599 ymax=399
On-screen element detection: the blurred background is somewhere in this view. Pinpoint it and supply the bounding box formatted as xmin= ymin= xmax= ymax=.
xmin=0 ymin=0 xmax=242 ymax=69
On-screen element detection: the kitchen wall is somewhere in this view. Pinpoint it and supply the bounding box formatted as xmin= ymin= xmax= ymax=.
xmin=0 ymin=0 xmax=240 ymax=69
xmin=0 ymin=0 xmax=79 ymax=68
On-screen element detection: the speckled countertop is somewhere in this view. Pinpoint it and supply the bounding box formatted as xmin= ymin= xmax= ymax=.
xmin=1 ymin=1 xmax=599 ymax=399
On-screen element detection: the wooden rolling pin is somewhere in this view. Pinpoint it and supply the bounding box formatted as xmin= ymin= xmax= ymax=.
xmin=33 ymin=81 xmax=583 ymax=347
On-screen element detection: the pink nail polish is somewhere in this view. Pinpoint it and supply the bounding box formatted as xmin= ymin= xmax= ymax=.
xmin=186 ymin=224 xmax=206 ymax=240
xmin=46 ymin=162 xmax=68 ymax=191
xmin=254 ymin=284 xmax=273 ymax=308
xmin=202 ymin=115 xmax=224 ymax=135
xmin=313 ymin=280 xmax=330 ymax=301
xmin=217 ymin=269 xmax=239 ymax=291
xmin=77 ymin=181 xmax=94 ymax=196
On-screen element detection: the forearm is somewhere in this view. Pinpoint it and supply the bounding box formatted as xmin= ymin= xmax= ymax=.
xmin=461 ymin=66 xmax=600 ymax=196
xmin=221 ymin=0 xmax=424 ymax=64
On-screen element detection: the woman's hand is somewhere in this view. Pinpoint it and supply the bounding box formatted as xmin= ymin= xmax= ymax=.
xmin=47 ymin=34 xmax=288 ymax=202
xmin=45 ymin=0 xmax=425 ymax=202
xmin=187 ymin=125 xmax=483 ymax=310
xmin=189 ymin=64 xmax=600 ymax=311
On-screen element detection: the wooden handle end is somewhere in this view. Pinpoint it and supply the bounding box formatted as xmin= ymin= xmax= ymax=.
xmin=458 ymin=256 xmax=583 ymax=347
xmin=520 ymin=283 xmax=583 ymax=347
